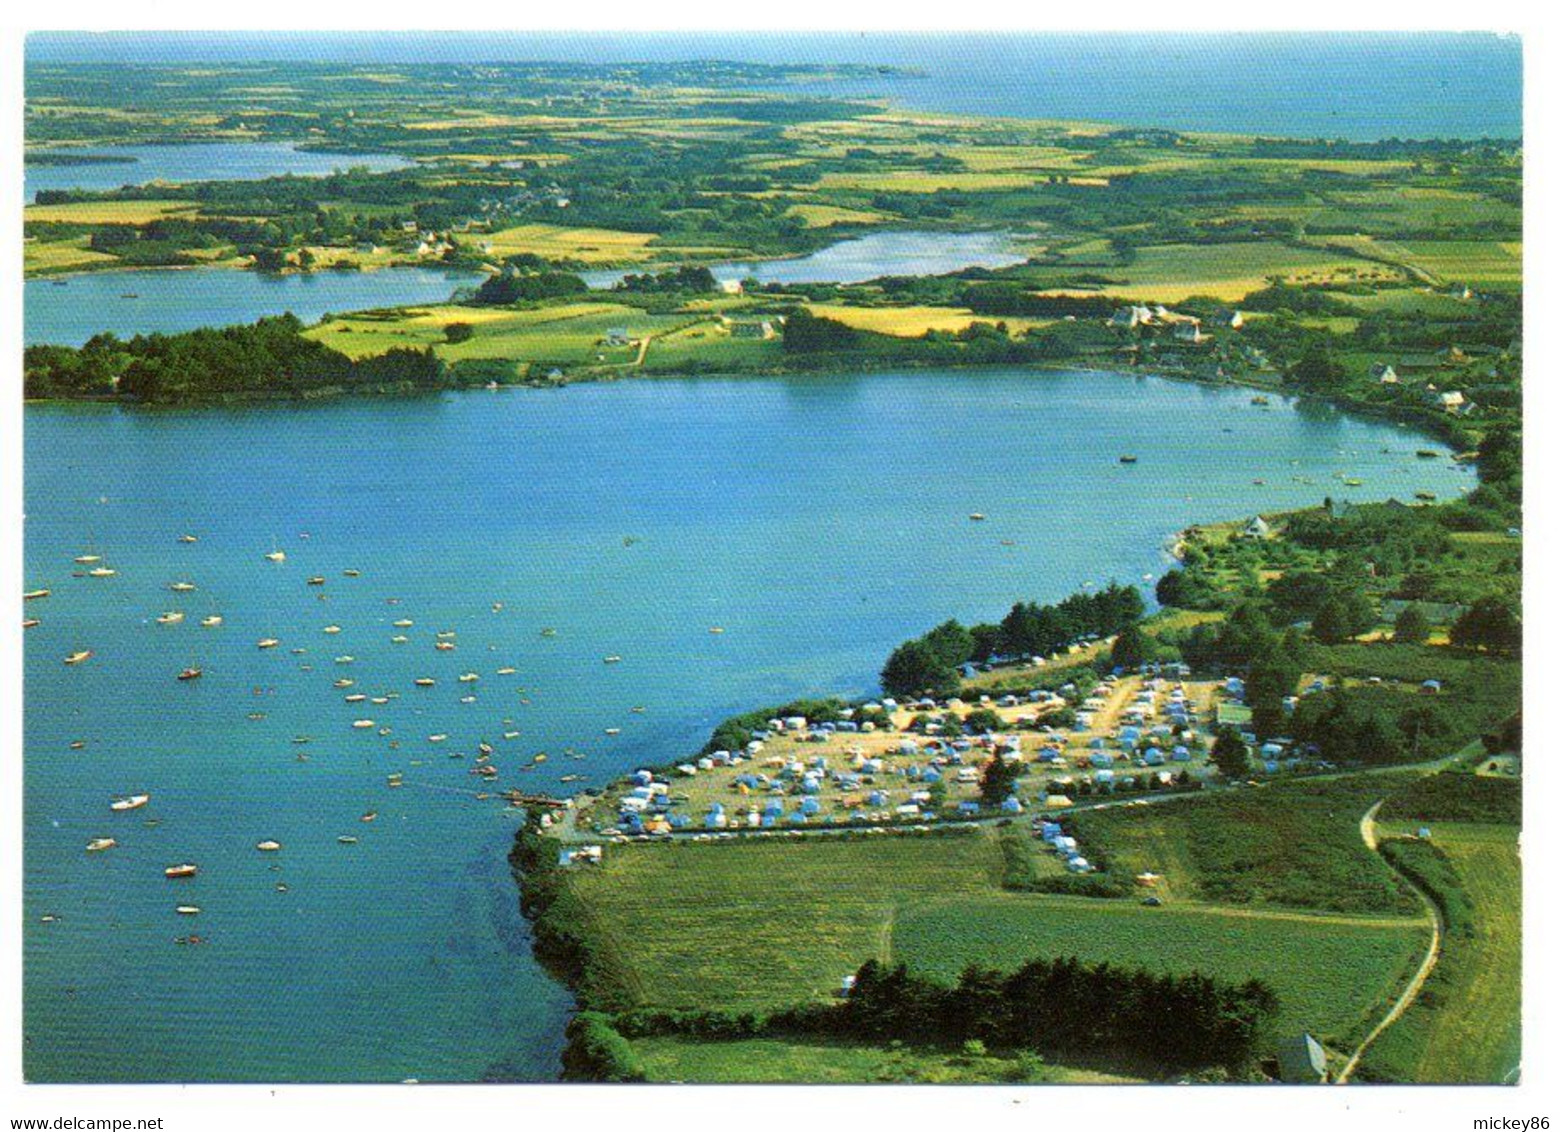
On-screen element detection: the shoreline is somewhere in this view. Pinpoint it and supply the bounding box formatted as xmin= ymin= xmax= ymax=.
xmin=19 ymin=354 xmax=1475 ymax=452
xmin=504 ymin=463 xmax=1481 ymax=1081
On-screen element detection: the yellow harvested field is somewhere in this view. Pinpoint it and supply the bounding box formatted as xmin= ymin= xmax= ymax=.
xmin=1045 ymin=242 xmax=1406 ymax=303
xmin=476 ymin=223 xmax=658 ymax=264
xmin=23 ymin=237 xmax=119 ymax=274
xmin=804 ymin=303 xmax=993 ymax=337
xmin=784 ymin=203 xmax=892 ymax=228
xmin=25 ymin=200 xmax=203 ymax=225
xmin=809 ymin=171 xmax=1037 ymax=194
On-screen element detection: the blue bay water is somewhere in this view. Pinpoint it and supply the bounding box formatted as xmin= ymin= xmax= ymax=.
xmin=25 ymin=268 xmax=480 ymax=348
xmin=26 ymin=142 xmax=411 ymax=202
xmin=581 ymin=230 xmax=1029 ymax=289
xmin=23 ymin=372 xmax=1474 ymax=1081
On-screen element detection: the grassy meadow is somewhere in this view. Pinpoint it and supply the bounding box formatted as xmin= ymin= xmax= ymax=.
xmin=560 ymin=820 xmax=1428 ymax=1063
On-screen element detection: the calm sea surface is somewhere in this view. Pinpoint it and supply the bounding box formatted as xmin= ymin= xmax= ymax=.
xmin=583 ymin=231 xmax=1028 ymax=289
xmin=29 ymin=31 xmax=1522 ymax=141
xmin=24 ymin=372 xmax=1474 ymax=1081
xmin=26 ymin=142 xmax=411 ymax=201
xmin=25 ymin=269 xmax=480 ymax=348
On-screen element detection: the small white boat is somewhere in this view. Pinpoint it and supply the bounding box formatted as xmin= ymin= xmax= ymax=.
xmin=392 ymin=619 xmax=414 ymax=628
xmin=460 ymin=695 xmax=477 ymax=704
xmin=24 ymin=588 xmax=50 ymax=601
xmin=23 ymin=618 xmax=40 ymax=629
xmin=64 ymin=650 xmax=93 ymax=666
xmin=200 ymin=615 xmax=223 ymax=628
xmin=338 ymin=836 xmax=359 ymax=845
xmin=177 ymin=666 xmax=202 ymax=683
xmin=370 ymin=696 xmax=388 ymax=705
xmin=164 ymin=863 xmax=198 ymax=879
xmin=605 ymin=728 xmax=621 ymax=736
xmin=361 ymin=811 xmax=378 ymax=823
xmin=496 ymin=666 xmax=517 ymax=675
xmin=323 ymin=625 xmax=342 ymax=634
xmin=86 ymin=838 xmax=117 ymax=852
xmin=175 ymin=905 xmax=201 ymax=915
xmin=351 ymin=719 xmax=375 ymax=729
xmin=256 ymin=840 xmax=282 ymax=852
xmin=603 ymin=655 xmax=622 ymax=664
xmin=156 ymin=611 xmax=185 ymax=625
xmin=414 ymin=677 xmax=435 ymax=687
xmin=257 ymin=638 xmax=280 ymax=649
xmin=334 ymin=655 xmax=354 ymax=664
xmin=345 ymin=693 xmax=367 ymax=703
xmin=428 ymin=733 xmax=448 ymax=743
xmin=434 ymin=641 xmax=455 ymax=651
xmin=458 ymin=672 xmax=480 ymax=683
xmin=709 ymin=626 xmax=725 ymax=634
xmin=308 ymin=576 xmax=326 ymax=586
xmin=264 ymin=550 xmax=286 ymax=563
xmin=391 ymin=635 xmax=409 ymax=644
xmin=343 ymin=569 xmax=361 ymax=578
xmin=503 ymin=730 xmax=520 ymax=740
xmin=334 ymin=678 xmax=355 ymax=689
xmin=178 ymin=534 xmax=198 ymax=544
xmin=168 ymin=581 xmax=196 ymax=593
xmin=110 ymin=793 xmax=150 ymax=812
xmin=74 ymin=555 xmax=101 ymax=564
xmin=435 ymin=631 xmax=457 ymax=640
xmin=87 ymin=567 xmax=116 ymax=578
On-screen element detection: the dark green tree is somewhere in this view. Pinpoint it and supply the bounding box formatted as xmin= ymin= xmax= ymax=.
xmin=881 ymin=640 xmax=959 ymax=699
xmin=1209 ymin=726 xmax=1250 ymax=778
xmin=1393 ymin=604 xmax=1432 ymax=645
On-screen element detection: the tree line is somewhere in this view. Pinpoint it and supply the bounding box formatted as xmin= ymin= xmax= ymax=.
xmin=881 ymin=583 xmax=1144 ymax=698
xmin=24 ymin=314 xmax=445 ymax=404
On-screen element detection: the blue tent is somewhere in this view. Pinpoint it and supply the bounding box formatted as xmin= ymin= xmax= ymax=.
xmin=789 ymin=811 xmax=810 ymax=825
xmin=1000 ymin=796 xmax=1023 ymax=813
xmin=958 ymin=801 xmax=981 ymax=815
xmin=868 ymin=790 xmax=888 ymax=807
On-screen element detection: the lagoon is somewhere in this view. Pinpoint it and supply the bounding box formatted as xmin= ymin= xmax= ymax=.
xmin=25 ymin=267 xmax=481 ymax=347
xmin=25 ymin=142 xmax=411 ymax=201
xmin=583 ymin=230 xmax=1028 ymax=290
xmin=22 ymin=370 xmax=1474 ymax=1082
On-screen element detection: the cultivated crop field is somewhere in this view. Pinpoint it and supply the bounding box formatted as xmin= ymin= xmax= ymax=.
xmin=561 ymin=831 xmax=1006 ymax=1011
xmin=473 ymin=223 xmax=660 ymax=264
xmin=561 ymin=815 xmax=1427 ymax=1061
xmin=894 ymin=893 xmax=1427 ymax=1046
xmin=1362 ymin=821 xmax=1521 ymax=1083
xmin=24 ymin=199 xmax=204 ymax=225
xmin=1091 ymin=242 xmax=1405 ymax=302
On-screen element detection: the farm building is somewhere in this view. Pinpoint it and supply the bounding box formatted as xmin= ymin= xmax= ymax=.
xmin=729 ymin=319 xmax=776 ymax=340
xmin=1275 ymin=1034 xmax=1328 ymax=1083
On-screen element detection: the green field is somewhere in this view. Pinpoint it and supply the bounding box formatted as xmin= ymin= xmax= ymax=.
xmin=894 ymin=895 xmax=1427 ymax=1046
xmin=1073 ymin=774 xmax=1422 ymax=915
xmin=1360 ymin=822 xmax=1521 ymax=1083
xmin=1088 ymin=242 xmax=1404 ymax=302
xmin=561 ymin=822 xmax=1427 ymax=1061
